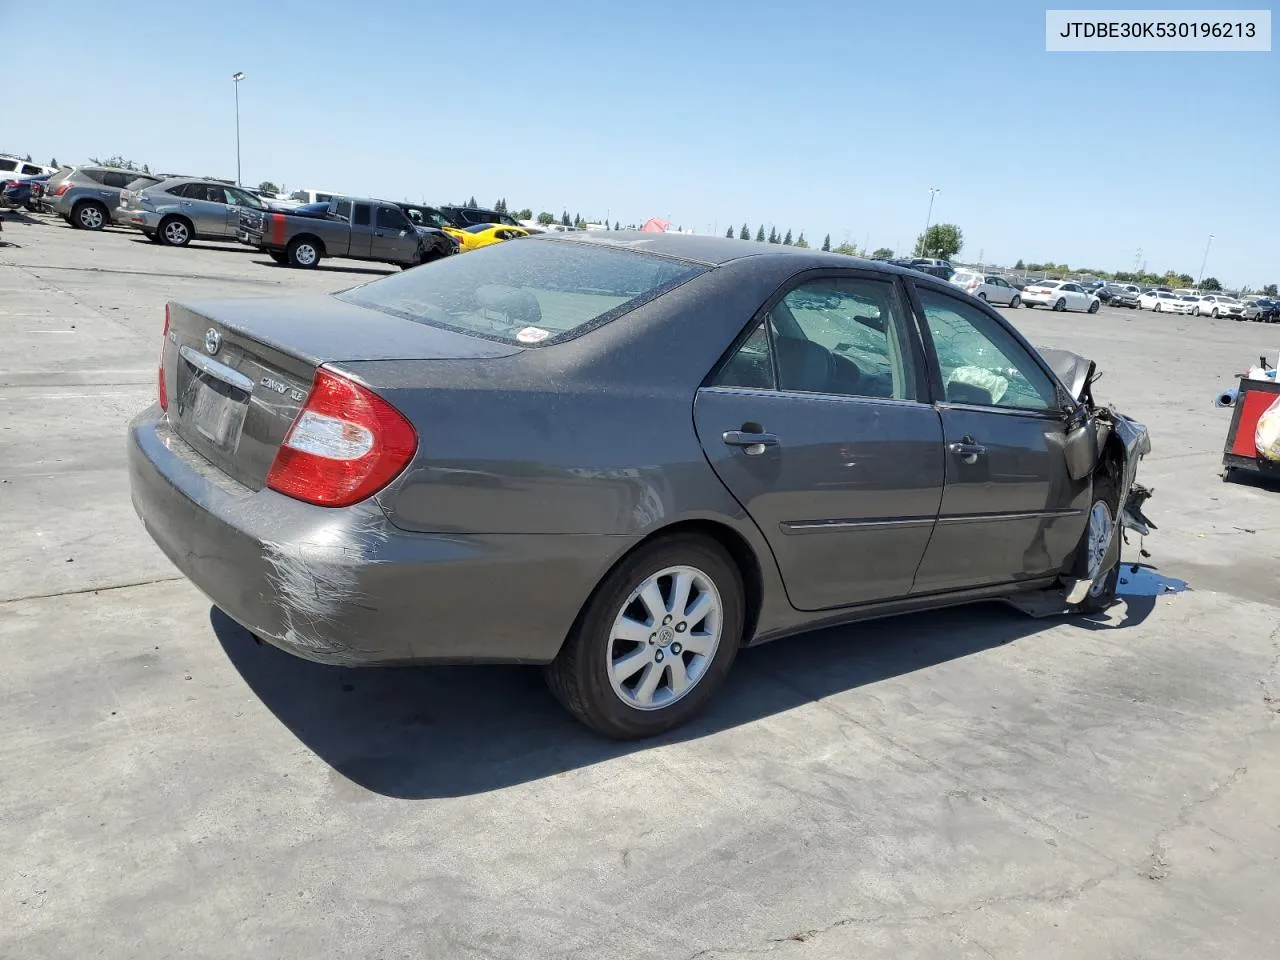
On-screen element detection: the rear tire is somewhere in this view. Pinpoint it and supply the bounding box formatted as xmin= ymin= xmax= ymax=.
xmin=268 ymin=251 xmax=288 ymax=264
xmin=144 ymin=231 xmax=161 ymax=243
xmin=287 ymin=237 xmax=321 ymax=268
xmin=72 ymin=200 xmax=108 ymax=231
xmin=158 ymin=216 xmax=192 ymax=247
xmin=545 ymin=534 xmax=744 ymax=739
xmin=1073 ymin=475 xmax=1121 ymax=614
xmin=1053 ymin=297 xmax=1066 ymax=312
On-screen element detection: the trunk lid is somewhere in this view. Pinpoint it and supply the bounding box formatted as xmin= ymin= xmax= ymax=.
xmin=163 ymin=295 xmax=519 ymax=490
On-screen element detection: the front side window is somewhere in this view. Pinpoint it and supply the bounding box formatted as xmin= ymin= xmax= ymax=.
xmin=916 ymin=288 xmax=1058 ymax=411
xmin=715 ymin=277 xmax=917 ymax=400
xmin=226 ymin=186 xmax=264 ymax=209
xmin=376 ymin=206 xmax=410 ymax=231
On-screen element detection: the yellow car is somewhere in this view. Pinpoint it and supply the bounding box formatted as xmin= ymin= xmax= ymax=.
xmin=457 ymin=223 xmax=530 ymax=251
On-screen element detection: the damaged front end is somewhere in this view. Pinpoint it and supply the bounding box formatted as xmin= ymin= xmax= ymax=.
xmin=1038 ymin=350 xmax=1155 ymax=606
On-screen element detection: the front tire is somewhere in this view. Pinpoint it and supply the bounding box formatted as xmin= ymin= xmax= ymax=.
xmin=1073 ymin=475 xmax=1121 ymax=614
xmin=1211 ymin=308 xmax=1219 ymax=318
xmin=1153 ymin=303 xmax=1162 ymax=313
xmin=72 ymin=200 xmax=108 ymax=231
xmin=545 ymin=534 xmax=745 ymax=739
xmin=287 ymin=237 xmax=320 ymax=268
xmin=1088 ymin=300 xmax=1100 ymax=314
xmin=1010 ymin=295 xmax=1021 ymax=308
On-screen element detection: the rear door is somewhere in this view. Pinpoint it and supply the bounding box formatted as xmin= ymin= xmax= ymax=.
xmin=175 ymin=182 xmax=227 ymax=237
xmin=906 ymin=285 xmax=1090 ymax=593
xmin=348 ymin=202 xmax=374 ymax=258
xmin=693 ymin=272 xmax=945 ymax=611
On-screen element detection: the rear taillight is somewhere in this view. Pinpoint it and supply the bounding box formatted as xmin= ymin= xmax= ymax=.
xmin=158 ymin=306 xmax=169 ymax=411
xmin=267 ymin=369 xmax=418 ymax=508
xmin=52 ymin=182 xmax=71 ymax=197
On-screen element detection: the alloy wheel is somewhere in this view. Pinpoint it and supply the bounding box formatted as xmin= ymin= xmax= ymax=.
xmin=79 ymin=205 xmax=104 ymax=229
xmin=164 ymin=221 xmax=189 ymax=245
xmin=295 ymin=243 xmax=317 ymax=266
xmin=1086 ymin=501 xmax=1115 ymax=597
xmin=606 ymin=565 xmax=723 ymax=711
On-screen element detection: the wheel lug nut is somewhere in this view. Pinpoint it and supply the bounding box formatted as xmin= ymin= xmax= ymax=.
xmin=655 ymin=650 xmax=664 ymax=662
xmin=649 ymin=633 xmax=657 ymax=644
xmin=662 ymin=615 xmax=673 ymax=625
xmin=671 ymin=642 xmax=682 ymax=654
xmin=675 ymin=622 xmax=687 ymax=633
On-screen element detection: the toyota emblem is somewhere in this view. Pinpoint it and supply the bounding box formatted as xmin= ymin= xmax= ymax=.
xmin=204 ymin=328 xmax=221 ymax=355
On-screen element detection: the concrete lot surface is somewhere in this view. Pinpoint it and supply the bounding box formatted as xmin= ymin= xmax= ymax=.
xmin=2 ymin=215 xmax=1278 ymax=959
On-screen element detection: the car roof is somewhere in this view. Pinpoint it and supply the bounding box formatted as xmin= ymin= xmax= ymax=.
xmin=543 ymin=230 xmax=919 ymax=272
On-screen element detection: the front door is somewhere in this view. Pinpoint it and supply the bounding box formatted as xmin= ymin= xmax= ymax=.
xmin=372 ymin=204 xmax=415 ymax=263
xmin=908 ymin=286 xmax=1090 ymax=592
xmin=694 ymin=274 xmax=944 ymax=611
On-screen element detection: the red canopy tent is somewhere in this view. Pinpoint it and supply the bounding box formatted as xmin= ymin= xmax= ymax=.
xmin=639 ymin=218 xmax=670 ymax=233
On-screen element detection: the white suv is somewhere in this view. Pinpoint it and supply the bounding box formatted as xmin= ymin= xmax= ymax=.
xmin=0 ymin=156 xmax=55 ymax=178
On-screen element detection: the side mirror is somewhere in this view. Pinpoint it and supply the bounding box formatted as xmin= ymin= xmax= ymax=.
xmin=1062 ymin=413 xmax=1099 ymax=481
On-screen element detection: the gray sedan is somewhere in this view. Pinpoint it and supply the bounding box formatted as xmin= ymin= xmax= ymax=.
xmin=128 ymin=235 xmax=1153 ymax=738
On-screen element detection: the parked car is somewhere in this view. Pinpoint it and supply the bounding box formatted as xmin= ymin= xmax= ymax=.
xmin=119 ymin=178 xmax=271 ymax=246
xmin=1195 ymin=294 xmax=1246 ymax=319
xmin=128 ymin=235 xmax=1152 ymax=738
xmin=44 ymin=165 xmax=163 ymax=230
xmin=1 ymin=173 xmax=50 ymax=211
xmin=455 ymin=223 xmax=530 ymax=251
xmin=397 ymin=203 xmax=466 ymax=248
xmin=0 ymin=156 xmax=55 ymax=179
xmin=1138 ymin=291 xmax=1191 ymax=314
xmin=1096 ymin=284 xmax=1139 ymax=308
xmin=887 ymin=258 xmax=954 ymax=280
xmin=438 ymin=205 xmax=523 ymax=228
xmin=950 ymin=270 xmax=1022 ymax=307
xmin=1243 ymin=298 xmax=1278 ymax=322
xmin=283 ymin=188 xmax=342 ymax=208
xmin=237 ymin=195 xmax=445 ymax=268
xmin=1021 ymin=280 xmax=1100 ymax=313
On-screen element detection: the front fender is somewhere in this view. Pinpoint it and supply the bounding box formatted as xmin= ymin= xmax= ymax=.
xmin=1064 ymin=409 xmax=1153 ymax=603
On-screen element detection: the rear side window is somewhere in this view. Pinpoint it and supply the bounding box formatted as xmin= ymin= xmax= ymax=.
xmin=353 ymin=204 xmax=371 ymax=226
xmin=82 ymin=168 xmax=110 ymax=184
xmin=21 ymin=164 xmax=42 ymax=176
xmin=338 ymin=239 xmax=708 ymax=346
xmin=0 ymin=159 xmax=16 ymax=172
xmin=101 ymin=171 xmax=133 ymax=188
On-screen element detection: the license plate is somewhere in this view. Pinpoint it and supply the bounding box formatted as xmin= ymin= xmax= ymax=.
xmin=182 ymin=370 xmax=248 ymax=452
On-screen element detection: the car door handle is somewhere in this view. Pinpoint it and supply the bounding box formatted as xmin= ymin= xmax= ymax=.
xmin=948 ymin=439 xmax=987 ymax=464
xmin=723 ymin=430 xmax=778 ymax=455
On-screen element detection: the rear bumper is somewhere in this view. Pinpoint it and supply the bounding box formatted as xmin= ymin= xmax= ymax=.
xmin=126 ymin=210 xmax=162 ymax=231
xmin=128 ymin=407 xmax=625 ymax=666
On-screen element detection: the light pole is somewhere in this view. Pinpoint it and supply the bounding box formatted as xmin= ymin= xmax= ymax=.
xmin=1197 ymin=233 xmax=1215 ymax=289
xmin=232 ymin=72 xmax=245 ymax=186
xmin=920 ymin=186 xmax=940 ymax=257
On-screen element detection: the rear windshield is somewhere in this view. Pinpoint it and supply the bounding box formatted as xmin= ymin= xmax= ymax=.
xmin=338 ymin=238 xmax=708 ymax=346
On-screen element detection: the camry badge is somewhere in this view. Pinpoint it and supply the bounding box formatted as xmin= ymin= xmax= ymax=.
xmin=204 ymin=328 xmax=221 ymax=355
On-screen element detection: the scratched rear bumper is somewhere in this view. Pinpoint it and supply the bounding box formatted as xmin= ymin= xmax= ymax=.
xmin=128 ymin=406 xmax=618 ymax=666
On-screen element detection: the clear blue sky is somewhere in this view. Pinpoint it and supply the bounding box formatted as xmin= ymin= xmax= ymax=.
xmin=6 ymin=0 xmax=1277 ymax=286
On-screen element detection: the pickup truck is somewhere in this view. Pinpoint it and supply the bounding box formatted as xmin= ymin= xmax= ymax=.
xmin=236 ymin=196 xmax=456 ymax=269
